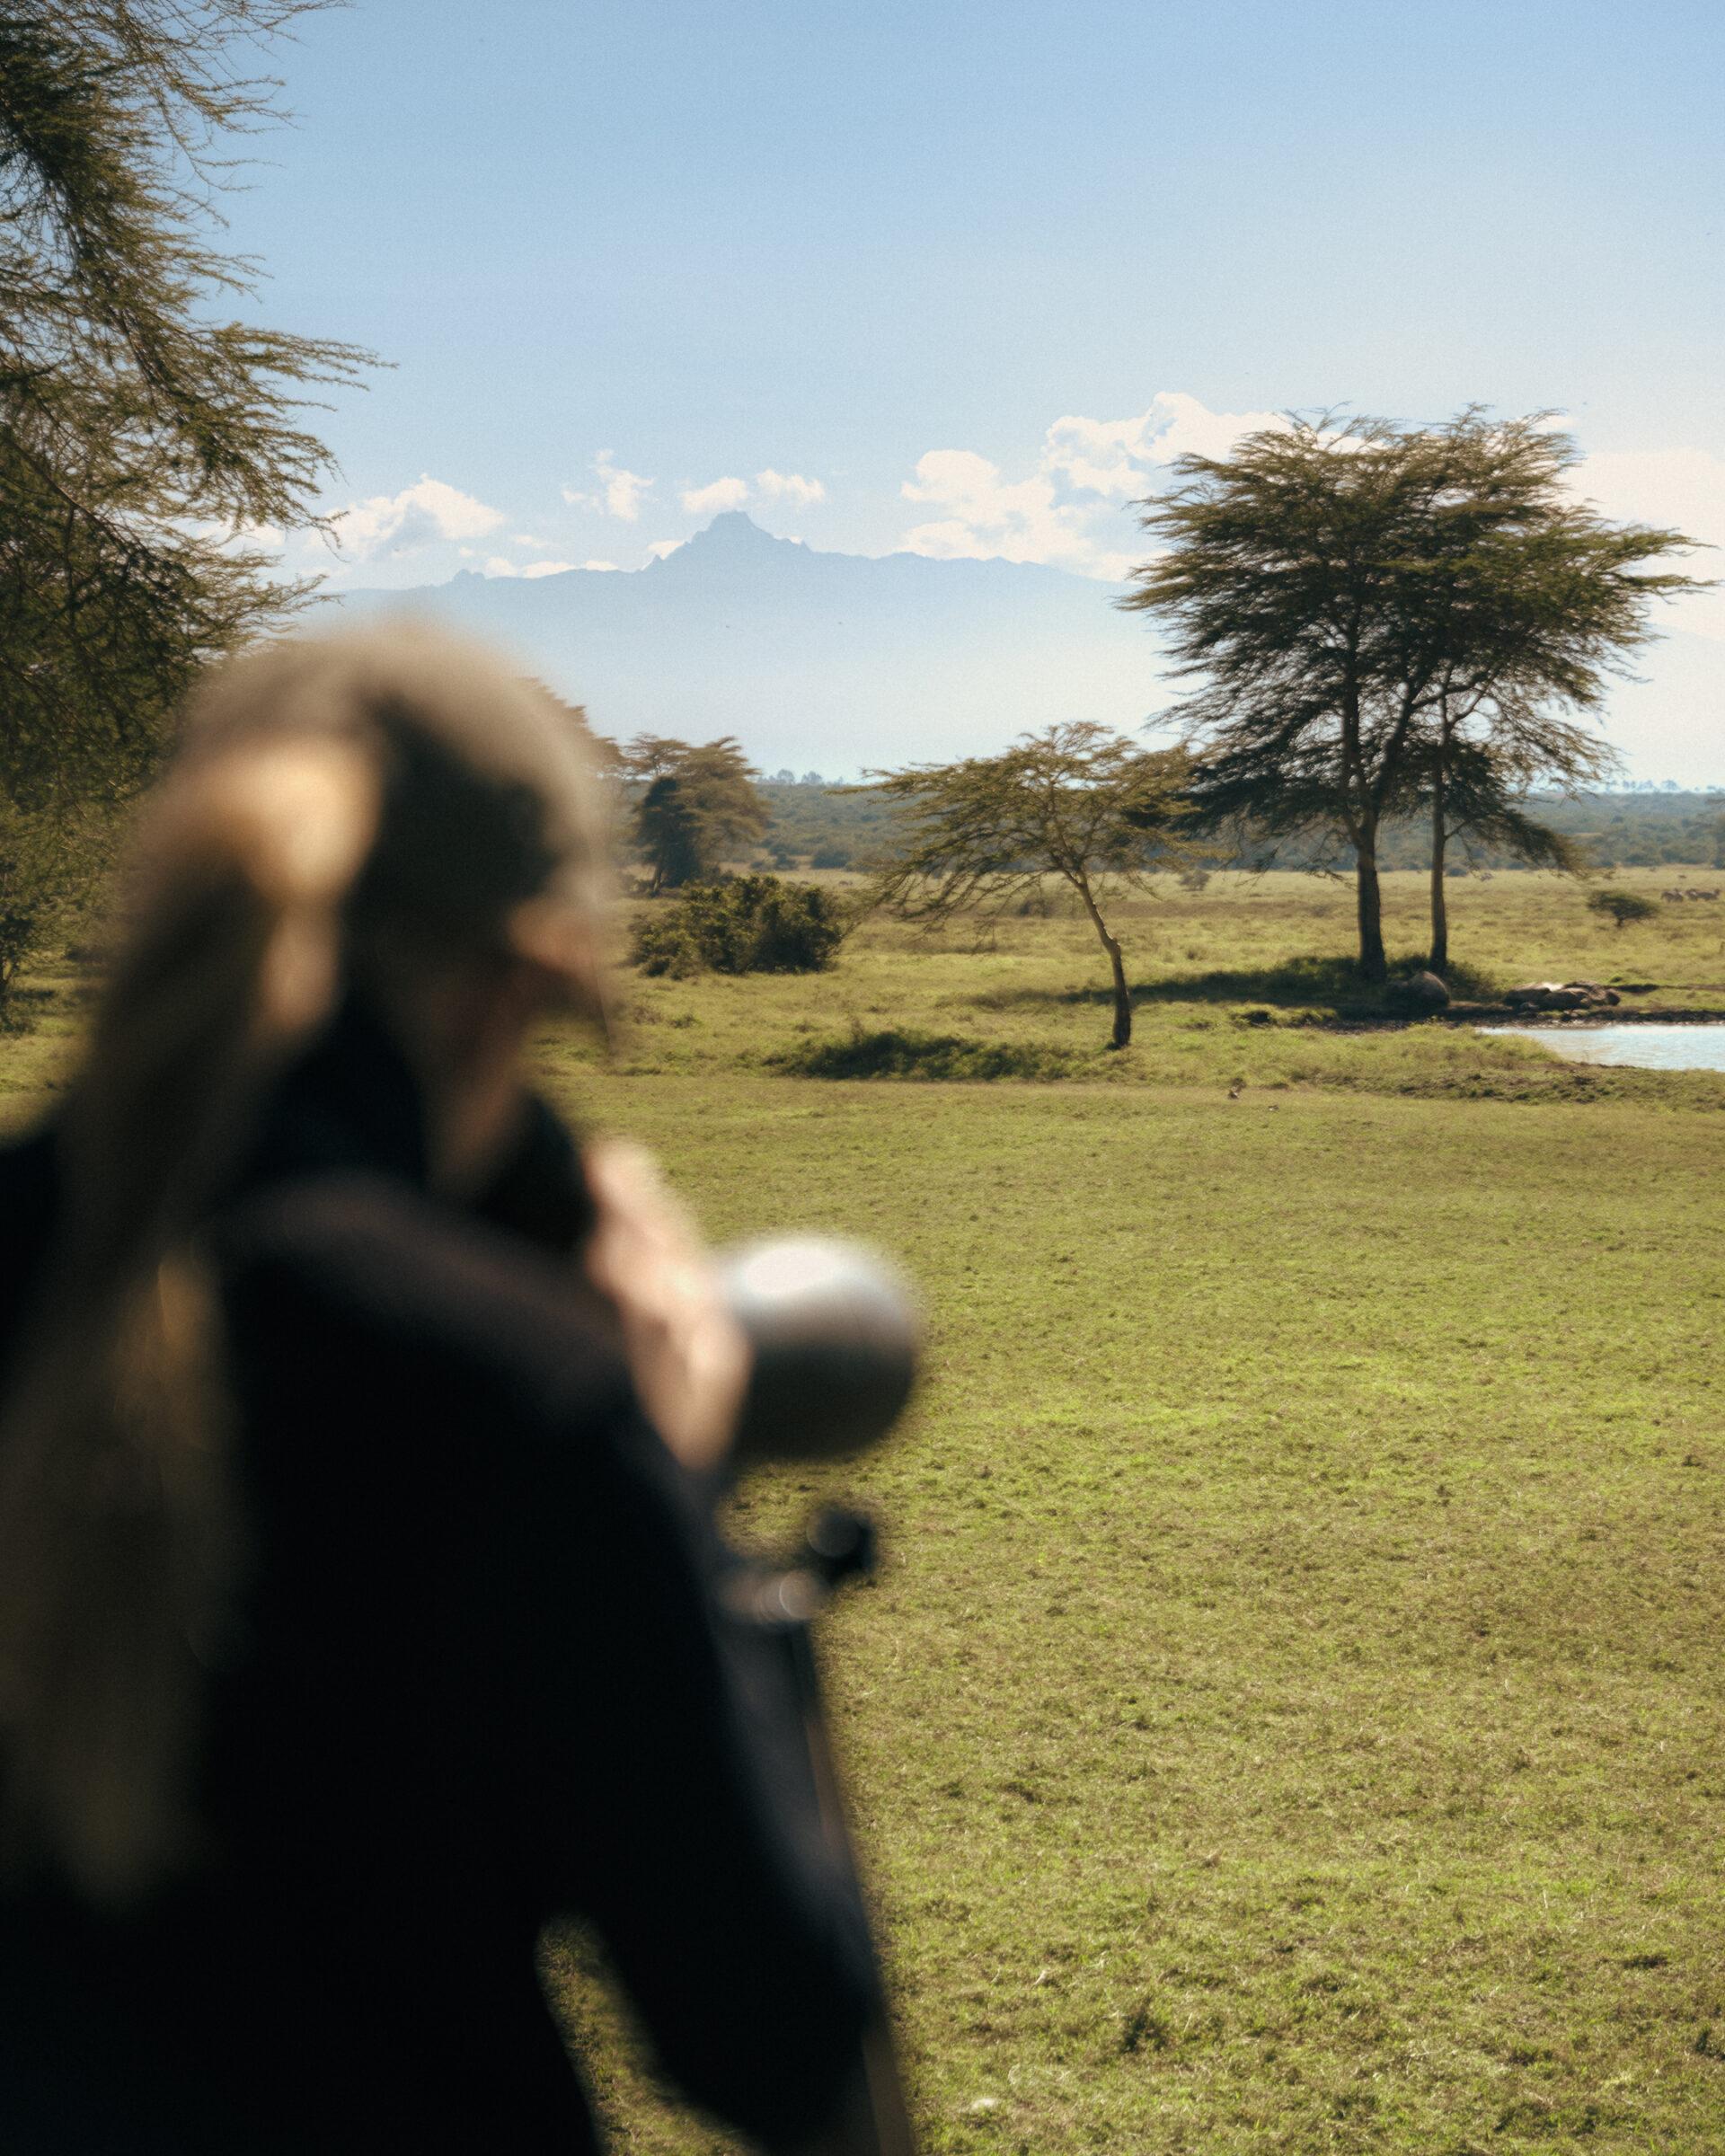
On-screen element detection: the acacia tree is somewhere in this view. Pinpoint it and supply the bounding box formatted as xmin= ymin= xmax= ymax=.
xmin=1393 ymin=424 xmax=1699 ymax=969
xmin=862 ymin=722 xmax=1189 ymax=1048
xmin=0 ymin=0 xmax=370 ymax=822
xmin=622 ymin=735 xmax=770 ymax=891
xmin=1123 ymin=412 xmax=1701 ymax=980
xmin=1405 ymin=724 xmax=1591 ymax=970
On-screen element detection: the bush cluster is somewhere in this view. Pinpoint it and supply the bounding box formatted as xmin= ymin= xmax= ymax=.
xmin=632 ymin=874 xmax=851 ymax=976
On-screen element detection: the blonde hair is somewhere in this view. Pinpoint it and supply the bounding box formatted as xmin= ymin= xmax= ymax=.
xmin=0 ymin=625 xmax=608 ymax=1903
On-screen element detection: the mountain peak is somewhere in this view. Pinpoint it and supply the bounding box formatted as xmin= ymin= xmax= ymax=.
xmin=704 ymin=508 xmax=772 ymax=538
xmin=672 ymin=509 xmax=794 ymax=557
xmin=327 ymin=523 xmax=1159 ymax=776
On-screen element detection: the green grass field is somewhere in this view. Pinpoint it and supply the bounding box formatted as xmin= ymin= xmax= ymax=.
xmin=5 ymin=869 xmax=1723 ymax=2152
xmin=593 ymin=868 xmax=1725 ymax=1110
xmin=550 ymin=1074 xmax=1722 ymax=2155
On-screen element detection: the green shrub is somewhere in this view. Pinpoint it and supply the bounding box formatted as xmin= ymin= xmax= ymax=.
xmin=809 ymin=841 xmax=852 ymax=870
xmin=770 ymin=1025 xmax=1082 ymax=1081
xmin=632 ymin=874 xmax=851 ymax=976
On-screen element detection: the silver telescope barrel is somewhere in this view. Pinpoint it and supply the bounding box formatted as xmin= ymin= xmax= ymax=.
xmin=718 ymin=1237 xmax=920 ymax=1465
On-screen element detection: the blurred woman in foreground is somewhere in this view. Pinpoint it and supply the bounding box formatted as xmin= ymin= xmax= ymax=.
xmin=0 ymin=629 xmax=882 ymax=2152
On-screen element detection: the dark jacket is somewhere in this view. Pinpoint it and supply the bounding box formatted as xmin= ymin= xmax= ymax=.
xmin=0 ymin=1010 xmax=878 ymax=2152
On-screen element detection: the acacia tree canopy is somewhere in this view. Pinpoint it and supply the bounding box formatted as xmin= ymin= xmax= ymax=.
xmin=1123 ymin=411 xmax=1703 ymax=980
xmin=861 ymin=722 xmax=1190 ymax=1049
xmin=1380 ymin=417 xmax=1702 ymax=967
xmin=0 ymin=0 xmax=372 ymax=817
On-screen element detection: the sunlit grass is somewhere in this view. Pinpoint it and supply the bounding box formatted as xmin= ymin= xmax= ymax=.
xmin=551 ymin=1074 xmax=1725 ymax=2155
xmin=591 ymin=869 xmax=1725 ymax=1109
xmin=3 ymin=867 xmax=1721 ymax=2152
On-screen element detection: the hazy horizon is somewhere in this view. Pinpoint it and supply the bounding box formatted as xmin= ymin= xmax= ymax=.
xmin=335 ymin=512 xmax=1725 ymax=789
xmin=217 ymin=1 xmax=1725 ymax=782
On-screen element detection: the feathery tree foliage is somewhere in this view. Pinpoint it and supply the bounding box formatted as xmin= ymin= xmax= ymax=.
xmin=0 ymin=0 xmax=369 ymax=827
xmin=862 ymin=723 xmax=1190 ymax=1048
xmin=1384 ymin=416 xmax=1700 ymax=969
xmin=623 ymin=735 xmax=770 ymax=892
xmin=1124 ymin=412 xmax=1703 ymax=980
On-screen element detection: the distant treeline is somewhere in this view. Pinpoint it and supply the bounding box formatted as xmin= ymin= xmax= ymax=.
xmin=756 ymin=781 xmax=905 ymax=870
xmin=758 ymin=782 xmax=1725 ymax=873
xmin=1303 ymin=791 xmax=1725 ymax=872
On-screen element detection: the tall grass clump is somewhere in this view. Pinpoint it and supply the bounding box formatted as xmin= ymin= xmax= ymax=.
xmin=771 ymin=1024 xmax=1082 ymax=1081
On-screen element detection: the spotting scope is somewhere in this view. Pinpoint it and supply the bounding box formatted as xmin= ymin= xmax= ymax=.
xmin=718 ymin=1235 xmax=921 ymax=1466
xmin=712 ymin=1233 xmax=921 ymax=2154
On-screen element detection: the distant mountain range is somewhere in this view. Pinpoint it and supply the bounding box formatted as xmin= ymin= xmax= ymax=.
xmin=325 ymin=509 xmax=1724 ymax=782
xmin=325 ymin=512 xmax=1167 ymax=773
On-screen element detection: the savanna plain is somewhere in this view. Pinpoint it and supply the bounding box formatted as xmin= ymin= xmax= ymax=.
xmin=5 ymin=870 xmax=1722 ymax=2153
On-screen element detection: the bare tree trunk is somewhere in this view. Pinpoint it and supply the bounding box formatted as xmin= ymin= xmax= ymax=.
xmin=1355 ymin=826 xmax=1387 ymax=982
xmin=1072 ymin=874 xmax=1132 ymax=1047
xmin=1340 ymin=688 xmax=1388 ymax=984
xmin=1104 ymin=932 xmax=1131 ymax=1048
xmin=1428 ymin=767 xmax=1448 ymax=976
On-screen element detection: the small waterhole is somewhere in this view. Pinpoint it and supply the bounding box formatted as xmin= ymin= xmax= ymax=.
xmin=1475 ymin=1023 xmax=1725 ymax=1073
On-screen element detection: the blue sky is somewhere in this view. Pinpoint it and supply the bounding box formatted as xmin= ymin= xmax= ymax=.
xmin=226 ymin=0 xmax=1725 ymax=776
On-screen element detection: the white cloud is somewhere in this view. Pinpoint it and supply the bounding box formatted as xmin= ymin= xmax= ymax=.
xmin=481 ymin=555 xmax=577 ymax=579
xmin=895 ymin=402 xmax=1723 ymax=599
xmin=1567 ymin=446 xmax=1725 ymax=641
xmin=900 ymin=448 xmax=1136 ymax=580
xmin=1043 ymin=393 xmax=1284 ymax=499
xmin=1034 ymin=419 xmax=1148 ymax=501
xmin=756 ymin=468 xmax=826 ymax=506
xmin=675 ymin=468 xmax=825 ymax=517
xmin=571 ymin=462 xmax=825 ymax=524
xmin=1143 ymin=391 xmax=1284 ymax=464
xmin=647 ymin=538 xmax=684 ymax=561
xmin=682 ymin=474 xmax=750 ymax=516
xmin=1574 ymin=446 xmax=1725 ymax=537
xmin=332 ymin=474 xmax=505 ymax=561
xmin=563 ymin=452 xmax=654 ymax=522
xmin=583 ymin=559 xmax=620 ymax=572
xmin=896 ymin=393 xmax=1284 ymax=580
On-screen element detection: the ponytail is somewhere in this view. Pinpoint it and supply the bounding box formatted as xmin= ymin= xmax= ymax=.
xmin=0 ymin=622 xmax=609 ymax=1904
xmin=0 ymin=738 xmax=378 ymax=1904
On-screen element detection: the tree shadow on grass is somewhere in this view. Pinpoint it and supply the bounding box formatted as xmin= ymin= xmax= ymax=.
xmin=1145 ymin=956 xmax=1500 ymax=1008
xmin=1136 ymin=957 xmax=1396 ymax=1010
xmin=973 ymin=954 xmax=1497 ymax=1016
